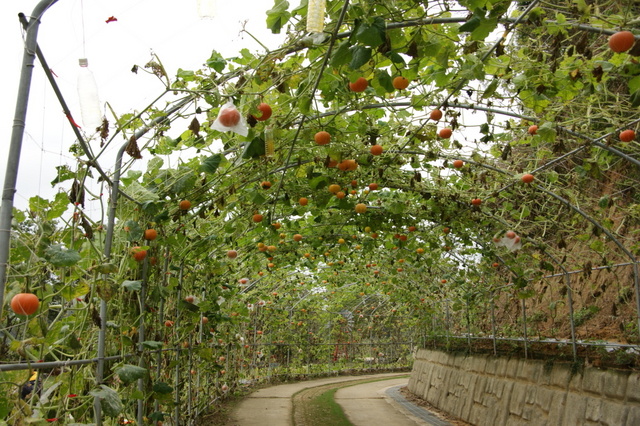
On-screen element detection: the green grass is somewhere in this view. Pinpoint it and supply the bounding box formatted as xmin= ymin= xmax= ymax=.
xmin=297 ymin=375 xmax=410 ymax=426
xmin=305 ymin=388 xmax=353 ymax=426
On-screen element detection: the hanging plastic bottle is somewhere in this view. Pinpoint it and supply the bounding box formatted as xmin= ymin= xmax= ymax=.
xmin=306 ymin=0 xmax=326 ymax=34
xmin=264 ymin=127 xmax=275 ymax=157
xmin=77 ymin=58 xmax=103 ymax=134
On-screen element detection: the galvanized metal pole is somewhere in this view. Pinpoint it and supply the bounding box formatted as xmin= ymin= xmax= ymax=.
xmin=0 ymin=0 xmax=58 ymax=321
xmin=522 ymin=299 xmax=529 ymax=359
xmin=490 ymin=292 xmax=497 ymax=356
xmin=137 ymin=257 xmax=149 ymax=425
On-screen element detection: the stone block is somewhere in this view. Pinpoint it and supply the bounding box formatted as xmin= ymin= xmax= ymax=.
xmin=496 ymin=357 xmax=510 ymax=377
xmin=469 ymin=355 xmax=487 ymax=374
xmin=461 ymin=375 xmax=478 ymax=419
xmin=582 ymin=368 xmax=605 ymax=396
xmin=524 ymin=384 xmax=538 ymax=405
xmin=549 ymin=363 xmax=573 ymax=389
xmin=626 ymin=406 xmax=640 ymax=426
xmin=537 ymin=362 xmax=553 ymax=387
xmin=458 ymin=369 xmax=472 ymax=390
xmin=484 ymin=357 xmax=497 ymax=375
xmin=504 ymin=413 xmax=523 ymax=425
xmin=518 ymin=359 xmax=543 ymax=383
xmin=473 ymin=375 xmax=487 ymax=403
xmin=498 ymin=380 xmax=514 ymax=400
xmin=452 ymin=353 xmax=465 ymax=368
xmin=509 ymin=382 xmax=527 ymax=416
xmin=627 ymin=372 xmax=640 ymax=403
xmin=484 ymin=376 xmax=496 ymax=397
xmin=505 ymin=357 xmax=521 ymax=378
xmin=567 ymin=367 xmax=583 ymax=393
xmin=600 ymin=401 xmax=629 ymax=426
xmin=548 ymin=389 xmax=567 ymax=424
xmin=469 ymin=401 xmax=488 ymax=425
xmin=521 ymin=401 xmax=538 ymax=421
xmin=534 ymin=387 xmax=554 ymax=413
xmin=583 ymin=397 xmax=602 ymax=422
xmin=487 ymin=401 xmax=504 ymax=425
xmin=601 ymin=369 xmax=628 ymax=399
xmin=562 ymin=393 xmax=586 ymax=426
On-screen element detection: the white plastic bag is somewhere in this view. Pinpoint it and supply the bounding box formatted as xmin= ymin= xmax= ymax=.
xmin=211 ymin=101 xmax=248 ymax=136
xmin=493 ymin=230 xmax=522 ymax=252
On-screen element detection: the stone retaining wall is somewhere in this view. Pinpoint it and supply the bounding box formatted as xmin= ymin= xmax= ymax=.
xmin=408 ymin=349 xmax=640 ymax=425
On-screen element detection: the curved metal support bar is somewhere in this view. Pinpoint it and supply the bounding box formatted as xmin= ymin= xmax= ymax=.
xmin=0 ymin=0 xmax=59 ymax=321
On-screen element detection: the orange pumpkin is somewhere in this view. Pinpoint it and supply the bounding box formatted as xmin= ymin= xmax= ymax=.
xmin=11 ymin=293 xmax=40 ymax=315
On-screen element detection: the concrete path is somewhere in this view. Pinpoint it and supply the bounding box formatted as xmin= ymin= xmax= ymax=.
xmin=226 ymin=372 xmax=447 ymax=426
xmin=335 ymin=377 xmax=427 ymax=425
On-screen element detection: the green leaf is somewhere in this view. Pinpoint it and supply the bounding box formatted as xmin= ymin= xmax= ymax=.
xmin=0 ymin=394 xmax=10 ymax=418
xmin=206 ymin=50 xmax=227 ymax=73
xmin=67 ymin=333 xmax=82 ymax=350
xmin=517 ymin=289 xmax=536 ymax=299
xmin=386 ymin=51 xmax=405 ymax=64
xmin=598 ymin=196 xmax=609 ymax=209
xmin=350 ymin=46 xmax=372 ymax=69
xmin=540 ymin=261 xmax=555 ymax=272
xmin=628 ymin=75 xmax=640 ymax=93
xmin=309 ymin=175 xmax=329 ymax=190
xmin=171 ymin=167 xmax=197 ymax=194
xmin=537 ymin=122 xmax=557 ymax=142
xmin=123 ymin=220 xmax=144 ymax=242
xmin=90 ymin=385 xmax=123 ymax=418
xmin=147 ymin=156 xmax=164 ymax=174
xmin=131 ymin=389 xmax=145 ymax=400
xmin=388 ymin=202 xmax=406 ymax=214
xmin=251 ymin=192 xmax=267 ymax=205
xmin=292 ymin=0 xmax=308 ymax=15
xmin=61 ymin=280 xmax=90 ymax=301
xmin=29 ymin=195 xmax=49 ymax=213
xmin=123 ymin=181 xmax=159 ymax=203
xmin=44 ymin=244 xmax=81 ymax=267
xmin=201 ymin=154 xmax=223 ymax=174
xmin=50 ymin=165 xmax=76 ymax=186
xmin=47 ymin=192 xmax=70 ymax=220
xmin=121 ymin=170 xmax=143 ymax=186
xmin=459 ymin=9 xmax=499 ymax=41
xmin=115 ymin=365 xmax=148 ymax=385
xmin=153 ymin=382 xmax=173 ymax=394
xmin=330 ymin=41 xmax=352 ymax=68
xmin=122 ymin=280 xmax=142 ymax=291
xmin=241 ymin=138 xmax=266 ymax=159
xmin=142 ymin=341 xmax=164 ymax=350
xmin=459 ymin=15 xmax=481 ymax=33
xmin=354 ymin=17 xmax=386 ymax=47
xmin=176 ymin=69 xmax=195 ymax=81
xmin=482 ymin=79 xmax=499 ymax=98
xmin=630 ymin=90 xmax=640 ymax=108
xmin=375 ymin=70 xmax=394 ymax=93
xmin=266 ymin=0 xmax=291 ymax=34
xmin=299 ymin=95 xmax=312 ymax=114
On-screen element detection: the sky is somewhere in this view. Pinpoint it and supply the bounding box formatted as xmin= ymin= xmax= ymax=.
xmin=0 ymin=0 xmax=288 ymax=213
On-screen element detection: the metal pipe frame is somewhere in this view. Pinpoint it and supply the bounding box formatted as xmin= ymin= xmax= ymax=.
xmin=0 ymin=0 xmax=59 ymax=323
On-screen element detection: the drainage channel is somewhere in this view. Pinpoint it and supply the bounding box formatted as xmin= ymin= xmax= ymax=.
xmin=386 ymin=385 xmax=452 ymax=426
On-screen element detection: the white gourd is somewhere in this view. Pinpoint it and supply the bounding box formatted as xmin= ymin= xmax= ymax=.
xmin=306 ymin=0 xmax=326 ymax=33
